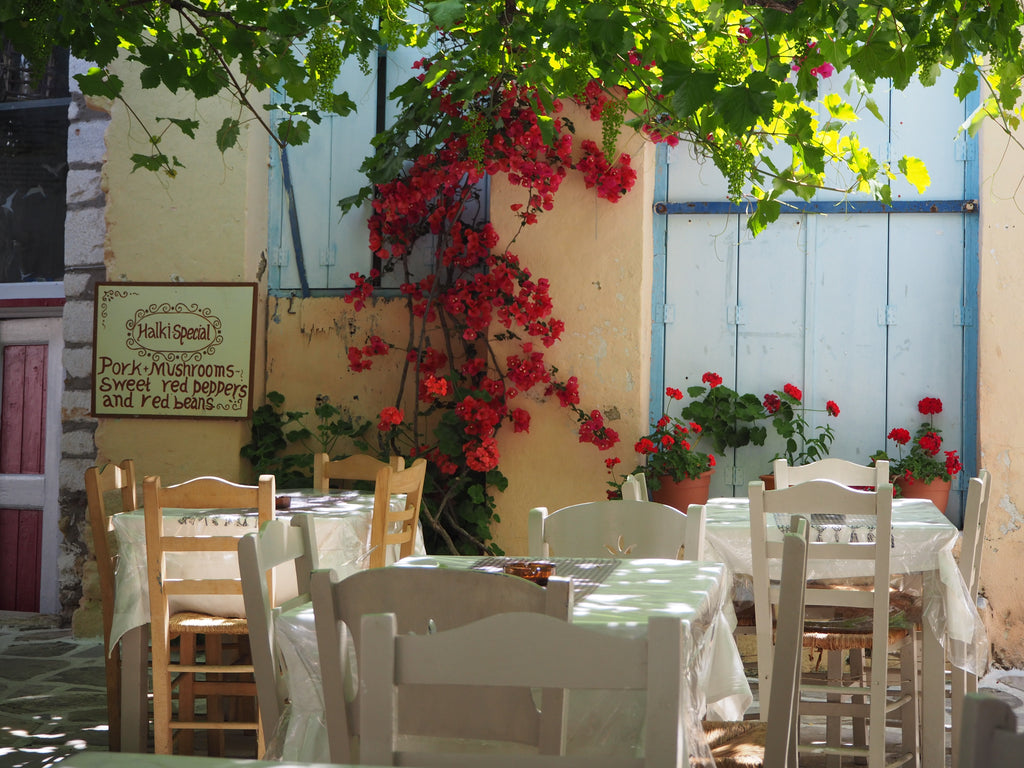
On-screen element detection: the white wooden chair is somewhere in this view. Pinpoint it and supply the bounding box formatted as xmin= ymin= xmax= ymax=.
xmin=528 ymin=499 xmax=687 ymax=559
xmin=749 ymin=479 xmax=918 ymax=768
xmin=683 ymin=503 xmax=707 ymax=561
xmin=237 ymin=515 xmax=318 ymax=745
xmin=772 ymin=457 xmax=889 ymax=489
xmin=310 ymin=565 xmax=573 ymax=763
xmin=956 ymin=693 xmax=1024 ymax=768
xmin=358 ymin=609 xmax=687 ymax=767
xmin=620 ymin=472 xmax=649 ymax=501
xmin=701 ymin=515 xmax=810 ymax=768
xmin=950 ymin=470 xmax=992 ymax=765
xmin=144 ymin=474 xmax=276 ymax=755
xmin=311 ymin=452 xmax=403 ymax=491
xmin=84 ymin=459 xmax=138 ymax=752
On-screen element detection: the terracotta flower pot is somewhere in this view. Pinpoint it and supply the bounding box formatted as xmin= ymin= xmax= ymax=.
xmin=758 ymin=473 xmax=776 ymax=491
xmin=651 ymin=469 xmax=714 ymax=511
xmin=894 ymin=475 xmax=951 ymax=514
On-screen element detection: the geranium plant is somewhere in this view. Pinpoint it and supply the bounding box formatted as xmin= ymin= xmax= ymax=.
xmin=876 ymin=397 xmax=963 ymax=484
xmin=678 ymin=372 xmax=769 ymax=455
xmin=762 ymin=383 xmax=840 ymax=466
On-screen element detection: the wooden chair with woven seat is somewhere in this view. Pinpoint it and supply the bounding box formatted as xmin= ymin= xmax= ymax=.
xmin=701 ymin=515 xmax=810 ymax=768
xmin=85 ymin=459 xmax=138 ymax=752
xmin=311 ymin=452 xmax=404 ymax=492
xmin=749 ymin=479 xmax=919 ymax=768
xmin=311 ymin=566 xmax=573 ymax=763
xmin=772 ymin=457 xmax=890 ymax=489
xmin=144 ymin=473 xmax=275 ymax=756
xmin=528 ymin=499 xmax=687 ymax=559
xmin=367 ymin=457 xmax=427 ymax=569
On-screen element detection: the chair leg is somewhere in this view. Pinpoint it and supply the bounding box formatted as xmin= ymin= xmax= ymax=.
xmin=849 ymin=649 xmax=868 ymax=763
xmin=104 ymin=638 xmax=122 ymax=752
xmin=899 ymin=634 xmax=920 ymax=768
xmin=206 ymin=635 xmax=226 ymax=756
xmin=826 ymin=650 xmax=843 ymax=768
xmin=178 ymin=634 xmax=197 ymax=755
xmin=152 ymin=627 xmax=174 ymax=754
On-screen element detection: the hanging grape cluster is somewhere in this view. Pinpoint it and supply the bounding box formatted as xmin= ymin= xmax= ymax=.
xmin=306 ymin=26 xmax=342 ymax=112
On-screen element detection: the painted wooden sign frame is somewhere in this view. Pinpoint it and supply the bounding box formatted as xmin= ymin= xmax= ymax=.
xmin=92 ymin=282 xmax=257 ymax=419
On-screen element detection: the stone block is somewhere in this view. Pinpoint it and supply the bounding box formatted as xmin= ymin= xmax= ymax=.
xmin=63 ymin=428 xmax=98 ymax=457
xmin=63 ymin=301 xmax=96 ymax=343
xmin=63 ymin=269 xmax=100 ymax=299
xmin=67 ymin=117 xmax=110 ymax=167
xmin=62 ymin=389 xmax=94 ymax=421
xmin=60 ymin=458 xmax=96 ymax=491
xmin=63 ymin=346 xmax=94 ymax=378
xmin=67 ymin=169 xmax=103 ymax=206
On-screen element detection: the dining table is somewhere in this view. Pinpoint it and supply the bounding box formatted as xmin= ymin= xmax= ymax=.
xmin=701 ymin=495 xmax=989 ymax=768
xmin=112 ymin=488 xmax=425 ymax=753
xmin=269 ymin=555 xmax=753 ymax=766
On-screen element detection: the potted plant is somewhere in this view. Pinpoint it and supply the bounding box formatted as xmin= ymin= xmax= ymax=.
xmin=874 ymin=396 xmax=963 ymax=512
xmin=760 ymin=384 xmax=840 ymax=488
xmin=607 ymin=372 xmax=767 ymax=507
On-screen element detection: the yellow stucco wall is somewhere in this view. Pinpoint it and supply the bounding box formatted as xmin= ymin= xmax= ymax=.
xmin=978 ymin=125 xmax=1024 ymax=666
xmin=260 ymin=105 xmax=654 ymax=556
xmin=96 ymin=74 xmax=270 ymax=484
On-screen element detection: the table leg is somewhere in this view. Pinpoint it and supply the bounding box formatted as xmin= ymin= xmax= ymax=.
xmin=921 ymin=620 xmax=946 ymax=768
xmin=120 ymin=624 xmax=149 ymax=752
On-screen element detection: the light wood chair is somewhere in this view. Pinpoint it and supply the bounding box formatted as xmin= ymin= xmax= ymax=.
xmin=950 ymin=469 xmax=992 ymax=765
xmin=311 ymin=452 xmax=404 ymax=491
xmin=367 ymin=457 xmax=427 ymax=569
xmin=237 ymin=514 xmax=318 ymax=745
xmin=358 ymin=609 xmax=687 ymax=767
xmin=144 ymin=473 xmax=275 ymax=755
xmin=956 ymin=693 xmax=1024 ymax=768
xmin=310 ymin=565 xmax=573 ymax=763
xmin=85 ymin=459 xmax=138 ymax=752
xmin=702 ymin=515 xmax=810 ymax=768
xmin=772 ymin=457 xmax=889 ymax=489
xmin=749 ymin=479 xmax=918 ymax=768
xmin=528 ymin=499 xmax=687 ymax=559
xmin=620 ymin=472 xmax=649 ymax=501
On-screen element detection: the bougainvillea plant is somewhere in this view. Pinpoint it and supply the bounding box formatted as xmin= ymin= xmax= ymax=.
xmin=876 ymin=396 xmax=963 ymax=485
xmin=343 ymin=65 xmax=628 ymax=555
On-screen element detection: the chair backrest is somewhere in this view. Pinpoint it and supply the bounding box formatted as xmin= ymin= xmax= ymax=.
xmin=620 ymin=472 xmax=649 ymax=501
xmin=762 ymin=515 xmax=810 ymax=768
xmin=310 ymin=566 xmax=573 ymax=763
xmin=368 ymin=457 xmax=427 ymax=568
xmin=957 ymin=693 xmax=1024 ymax=768
xmin=312 ymin=452 xmax=404 ymax=491
xmin=772 ymin=457 xmax=889 ymax=489
xmin=748 ymin=478 xmax=893 ymax=718
xmin=358 ymin=610 xmax=686 ymax=768
xmin=959 ymin=469 xmax=991 ymax=601
xmin=238 ymin=514 xmax=318 ymax=739
xmin=85 ymin=459 xmax=138 ymax=648
xmin=143 ymin=474 xmax=276 ymax=628
xmin=682 ymin=503 xmax=706 ymax=561
xmin=528 ymin=500 xmax=687 ymax=558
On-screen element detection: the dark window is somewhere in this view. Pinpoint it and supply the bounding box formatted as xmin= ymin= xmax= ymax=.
xmin=0 ymin=40 xmax=69 ymax=284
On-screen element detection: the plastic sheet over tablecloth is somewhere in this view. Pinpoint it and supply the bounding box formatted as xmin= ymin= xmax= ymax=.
xmin=269 ymin=557 xmax=752 ymax=765
xmin=702 ymin=496 xmax=989 ymax=676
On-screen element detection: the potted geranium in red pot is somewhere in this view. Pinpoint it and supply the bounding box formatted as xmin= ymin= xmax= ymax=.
xmin=875 ymin=396 xmax=963 ymax=513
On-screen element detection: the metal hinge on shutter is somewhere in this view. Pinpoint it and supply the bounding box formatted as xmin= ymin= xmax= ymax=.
xmin=728 ymin=305 xmax=746 ymax=325
xmin=654 ymin=304 xmax=675 ymax=324
xmin=269 ymin=246 xmax=290 ymax=267
xmin=954 ymin=306 xmax=974 ymax=327
xmin=878 ymin=305 xmax=897 ymax=326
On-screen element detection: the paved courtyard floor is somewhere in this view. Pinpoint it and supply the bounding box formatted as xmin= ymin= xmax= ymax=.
xmin=2 ymin=610 xmax=1023 ymax=767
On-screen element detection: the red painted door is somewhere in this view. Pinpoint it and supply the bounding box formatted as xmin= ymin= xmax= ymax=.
xmin=0 ymin=342 xmax=46 ymax=611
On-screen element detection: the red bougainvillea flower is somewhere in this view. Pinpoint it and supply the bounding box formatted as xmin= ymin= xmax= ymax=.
xmin=737 ymin=26 xmax=753 ymax=43
xmin=579 ymin=409 xmax=619 ymax=450
xmin=918 ymin=431 xmax=943 ymax=456
xmin=763 ymin=393 xmax=781 ymax=414
xmin=918 ymin=397 xmax=943 ymax=416
xmin=783 ymin=383 xmax=802 ymax=402
xmin=377 ymin=406 xmax=404 ymax=431
xmin=809 ymin=62 xmax=835 ymax=78
xmin=702 ymin=371 xmax=723 ymax=388
xmin=666 ymin=387 xmax=684 ymax=400
xmin=511 ymin=408 xmax=531 ymax=433
xmin=826 ymin=400 xmax=840 ymax=417
xmin=888 ymin=428 xmax=912 ymax=445
xmin=945 ymin=451 xmax=963 ymax=476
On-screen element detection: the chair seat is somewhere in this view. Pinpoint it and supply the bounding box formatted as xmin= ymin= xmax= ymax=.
xmin=802 ymin=626 xmax=910 ymax=651
xmin=703 ymin=720 xmax=769 ymax=767
xmin=169 ymin=612 xmax=250 ymax=635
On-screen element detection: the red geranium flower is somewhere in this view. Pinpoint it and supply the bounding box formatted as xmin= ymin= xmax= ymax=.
xmin=826 ymin=400 xmax=840 ymax=417
xmin=666 ymin=387 xmax=684 ymax=400
xmin=918 ymin=431 xmax=943 ymax=456
xmin=918 ymin=397 xmax=943 ymax=416
xmin=377 ymin=406 xmax=404 ymax=431
xmin=763 ymin=393 xmax=781 ymax=414
xmin=702 ymin=371 xmax=723 ymax=388
xmin=783 ymin=383 xmax=802 ymax=402
xmin=888 ymin=428 xmax=911 ymax=445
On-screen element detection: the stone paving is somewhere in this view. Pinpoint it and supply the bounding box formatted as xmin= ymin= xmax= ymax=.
xmin=2 ymin=610 xmax=1024 ymax=767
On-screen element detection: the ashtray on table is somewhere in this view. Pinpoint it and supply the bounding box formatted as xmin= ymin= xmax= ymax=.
xmin=503 ymin=560 xmax=556 ymax=586
xmin=275 ymin=495 xmax=291 ymax=510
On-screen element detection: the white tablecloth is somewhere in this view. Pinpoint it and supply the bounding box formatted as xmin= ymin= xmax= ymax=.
xmin=702 ymin=496 xmax=988 ymax=675
xmin=109 ymin=489 xmax=425 ymax=648
xmin=271 ymin=556 xmax=752 ymax=765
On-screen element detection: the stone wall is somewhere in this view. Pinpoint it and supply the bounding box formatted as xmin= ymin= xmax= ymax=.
xmin=63 ymin=57 xmax=109 ymax=633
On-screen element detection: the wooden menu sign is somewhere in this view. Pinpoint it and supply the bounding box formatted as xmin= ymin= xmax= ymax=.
xmin=92 ymin=282 xmax=257 ymax=419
